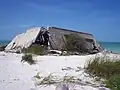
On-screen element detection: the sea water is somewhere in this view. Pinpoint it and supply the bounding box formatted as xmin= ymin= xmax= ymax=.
xmin=99 ymin=42 xmax=120 ymax=53
xmin=0 ymin=40 xmax=120 ymax=53
xmin=0 ymin=40 xmax=10 ymax=45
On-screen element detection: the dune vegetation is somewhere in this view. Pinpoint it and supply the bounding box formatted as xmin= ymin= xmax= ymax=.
xmin=85 ymin=56 xmax=120 ymax=90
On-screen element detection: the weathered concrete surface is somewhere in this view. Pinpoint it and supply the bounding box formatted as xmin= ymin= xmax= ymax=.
xmin=48 ymin=27 xmax=103 ymax=52
xmin=5 ymin=26 xmax=103 ymax=53
xmin=5 ymin=27 xmax=41 ymax=52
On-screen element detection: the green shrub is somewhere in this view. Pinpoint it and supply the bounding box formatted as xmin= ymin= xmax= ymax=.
xmin=85 ymin=56 xmax=120 ymax=79
xmin=106 ymin=75 xmax=120 ymax=90
xmin=22 ymin=44 xmax=46 ymax=55
xmin=21 ymin=54 xmax=35 ymax=65
xmin=0 ymin=45 xmax=6 ymax=51
xmin=64 ymin=34 xmax=88 ymax=53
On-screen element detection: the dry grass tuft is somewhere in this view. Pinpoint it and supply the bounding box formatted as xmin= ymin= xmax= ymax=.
xmin=85 ymin=56 xmax=120 ymax=79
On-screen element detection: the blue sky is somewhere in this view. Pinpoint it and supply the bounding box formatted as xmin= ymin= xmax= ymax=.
xmin=0 ymin=0 xmax=120 ymax=42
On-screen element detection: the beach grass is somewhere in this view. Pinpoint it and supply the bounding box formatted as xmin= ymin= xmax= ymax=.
xmin=85 ymin=56 xmax=120 ymax=90
xmin=22 ymin=44 xmax=46 ymax=55
xmin=21 ymin=54 xmax=36 ymax=65
xmin=106 ymin=75 xmax=120 ymax=90
xmin=85 ymin=56 xmax=120 ymax=79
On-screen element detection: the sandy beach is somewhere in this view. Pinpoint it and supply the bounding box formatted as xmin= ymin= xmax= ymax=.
xmin=0 ymin=51 xmax=116 ymax=90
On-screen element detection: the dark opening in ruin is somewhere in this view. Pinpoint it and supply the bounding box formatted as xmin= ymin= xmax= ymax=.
xmin=35 ymin=30 xmax=49 ymax=47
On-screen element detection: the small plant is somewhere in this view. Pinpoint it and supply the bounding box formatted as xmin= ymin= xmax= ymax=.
xmin=0 ymin=45 xmax=6 ymax=51
xmin=106 ymin=75 xmax=120 ymax=90
xmin=85 ymin=56 xmax=120 ymax=79
xmin=22 ymin=44 xmax=47 ymax=55
xmin=21 ymin=54 xmax=35 ymax=65
xmin=34 ymin=72 xmax=42 ymax=79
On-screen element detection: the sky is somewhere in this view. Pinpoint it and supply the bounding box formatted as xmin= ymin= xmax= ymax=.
xmin=0 ymin=0 xmax=120 ymax=42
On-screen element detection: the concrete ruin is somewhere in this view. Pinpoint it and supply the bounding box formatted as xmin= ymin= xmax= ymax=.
xmin=5 ymin=26 xmax=103 ymax=53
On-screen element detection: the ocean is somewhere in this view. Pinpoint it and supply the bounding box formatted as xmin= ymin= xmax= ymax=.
xmin=0 ymin=40 xmax=10 ymax=45
xmin=99 ymin=42 xmax=120 ymax=53
xmin=0 ymin=40 xmax=120 ymax=53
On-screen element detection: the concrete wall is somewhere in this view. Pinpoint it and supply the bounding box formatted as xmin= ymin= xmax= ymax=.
xmin=49 ymin=27 xmax=94 ymax=39
xmin=48 ymin=27 xmax=103 ymax=51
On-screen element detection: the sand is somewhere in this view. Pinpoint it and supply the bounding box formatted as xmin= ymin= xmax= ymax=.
xmin=0 ymin=51 xmax=112 ymax=90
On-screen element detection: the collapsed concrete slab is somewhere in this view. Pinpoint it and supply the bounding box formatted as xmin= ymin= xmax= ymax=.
xmin=5 ymin=27 xmax=41 ymax=52
xmin=5 ymin=26 xmax=103 ymax=53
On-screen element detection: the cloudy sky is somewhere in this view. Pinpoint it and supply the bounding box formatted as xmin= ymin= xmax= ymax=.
xmin=0 ymin=0 xmax=120 ymax=42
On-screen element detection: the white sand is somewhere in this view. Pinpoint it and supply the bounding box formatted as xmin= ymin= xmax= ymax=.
xmin=0 ymin=52 xmax=112 ymax=90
